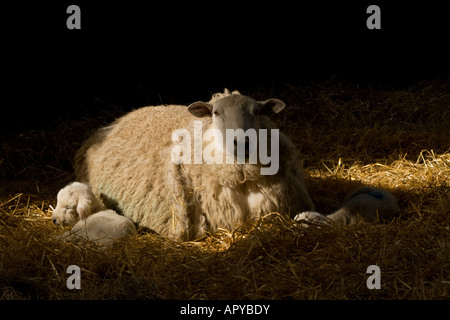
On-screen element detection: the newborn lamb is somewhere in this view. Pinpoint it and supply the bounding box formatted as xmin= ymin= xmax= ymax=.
xmin=52 ymin=182 xmax=136 ymax=246
xmin=294 ymin=186 xmax=400 ymax=225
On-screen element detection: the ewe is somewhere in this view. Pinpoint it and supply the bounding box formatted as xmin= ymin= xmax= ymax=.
xmin=52 ymin=182 xmax=136 ymax=246
xmin=74 ymin=90 xmax=314 ymax=240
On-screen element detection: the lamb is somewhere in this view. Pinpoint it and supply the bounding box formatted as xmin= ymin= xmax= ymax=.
xmin=294 ymin=186 xmax=400 ymax=225
xmin=52 ymin=182 xmax=137 ymax=246
xmin=52 ymin=181 xmax=105 ymax=226
xmin=74 ymin=89 xmax=315 ymax=241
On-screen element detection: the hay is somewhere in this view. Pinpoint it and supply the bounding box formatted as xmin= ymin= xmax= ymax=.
xmin=1 ymin=79 xmax=449 ymax=299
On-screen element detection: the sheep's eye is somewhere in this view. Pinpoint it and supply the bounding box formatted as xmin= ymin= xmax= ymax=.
xmin=213 ymin=111 xmax=220 ymax=116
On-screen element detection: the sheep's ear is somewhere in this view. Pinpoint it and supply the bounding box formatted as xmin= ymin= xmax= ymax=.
xmin=257 ymin=99 xmax=286 ymax=114
xmin=187 ymin=101 xmax=213 ymax=118
xmin=76 ymin=198 xmax=91 ymax=220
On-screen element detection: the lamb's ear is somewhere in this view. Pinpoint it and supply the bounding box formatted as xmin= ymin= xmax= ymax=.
xmin=257 ymin=99 xmax=286 ymax=114
xmin=76 ymin=198 xmax=91 ymax=220
xmin=187 ymin=101 xmax=213 ymax=118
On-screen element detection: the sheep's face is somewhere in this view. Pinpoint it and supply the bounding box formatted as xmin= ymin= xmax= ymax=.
xmin=187 ymin=95 xmax=285 ymax=159
xmin=52 ymin=182 xmax=94 ymax=226
xmin=52 ymin=189 xmax=80 ymax=226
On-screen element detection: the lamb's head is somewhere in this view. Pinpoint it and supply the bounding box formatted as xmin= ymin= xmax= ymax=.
xmin=187 ymin=94 xmax=286 ymax=161
xmin=52 ymin=182 xmax=100 ymax=226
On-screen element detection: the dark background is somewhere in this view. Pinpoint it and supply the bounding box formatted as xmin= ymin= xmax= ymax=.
xmin=2 ymin=1 xmax=449 ymax=132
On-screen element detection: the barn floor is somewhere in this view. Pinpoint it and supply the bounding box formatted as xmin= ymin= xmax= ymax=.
xmin=0 ymin=80 xmax=449 ymax=300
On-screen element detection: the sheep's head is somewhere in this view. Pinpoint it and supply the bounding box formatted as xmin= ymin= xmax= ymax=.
xmin=187 ymin=94 xmax=286 ymax=161
xmin=52 ymin=182 xmax=96 ymax=226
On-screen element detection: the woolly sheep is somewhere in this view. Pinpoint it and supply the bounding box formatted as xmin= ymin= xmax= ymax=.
xmin=74 ymin=90 xmax=315 ymax=241
xmin=294 ymin=186 xmax=400 ymax=225
xmin=53 ymin=182 xmax=136 ymax=246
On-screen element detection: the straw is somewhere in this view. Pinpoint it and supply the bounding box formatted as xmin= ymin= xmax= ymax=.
xmin=1 ymin=79 xmax=449 ymax=299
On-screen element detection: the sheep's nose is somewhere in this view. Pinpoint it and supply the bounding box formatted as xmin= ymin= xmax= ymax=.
xmin=234 ymin=137 xmax=250 ymax=154
xmin=234 ymin=137 xmax=250 ymax=147
xmin=52 ymin=218 xmax=57 ymax=224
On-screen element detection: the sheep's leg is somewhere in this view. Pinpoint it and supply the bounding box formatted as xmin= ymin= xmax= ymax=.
xmin=294 ymin=211 xmax=331 ymax=227
xmin=187 ymin=203 xmax=208 ymax=240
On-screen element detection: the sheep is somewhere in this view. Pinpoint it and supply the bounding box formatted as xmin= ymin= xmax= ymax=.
xmin=52 ymin=182 xmax=137 ymax=246
xmin=294 ymin=186 xmax=400 ymax=225
xmin=52 ymin=181 xmax=105 ymax=226
xmin=74 ymin=89 xmax=315 ymax=241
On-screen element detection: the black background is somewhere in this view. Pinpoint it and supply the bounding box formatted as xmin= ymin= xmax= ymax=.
xmin=1 ymin=1 xmax=449 ymax=308
xmin=3 ymin=299 xmax=448 ymax=318
xmin=2 ymin=1 xmax=449 ymax=132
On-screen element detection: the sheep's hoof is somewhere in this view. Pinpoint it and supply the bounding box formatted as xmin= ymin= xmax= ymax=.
xmin=293 ymin=211 xmax=330 ymax=227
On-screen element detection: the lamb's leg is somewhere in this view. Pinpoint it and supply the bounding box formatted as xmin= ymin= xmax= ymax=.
xmin=293 ymin=211 xmax=330 ymax=226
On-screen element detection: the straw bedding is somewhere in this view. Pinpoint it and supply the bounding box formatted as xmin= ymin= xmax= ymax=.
xmin=0 ymin=80 xmax=449 ymax=299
